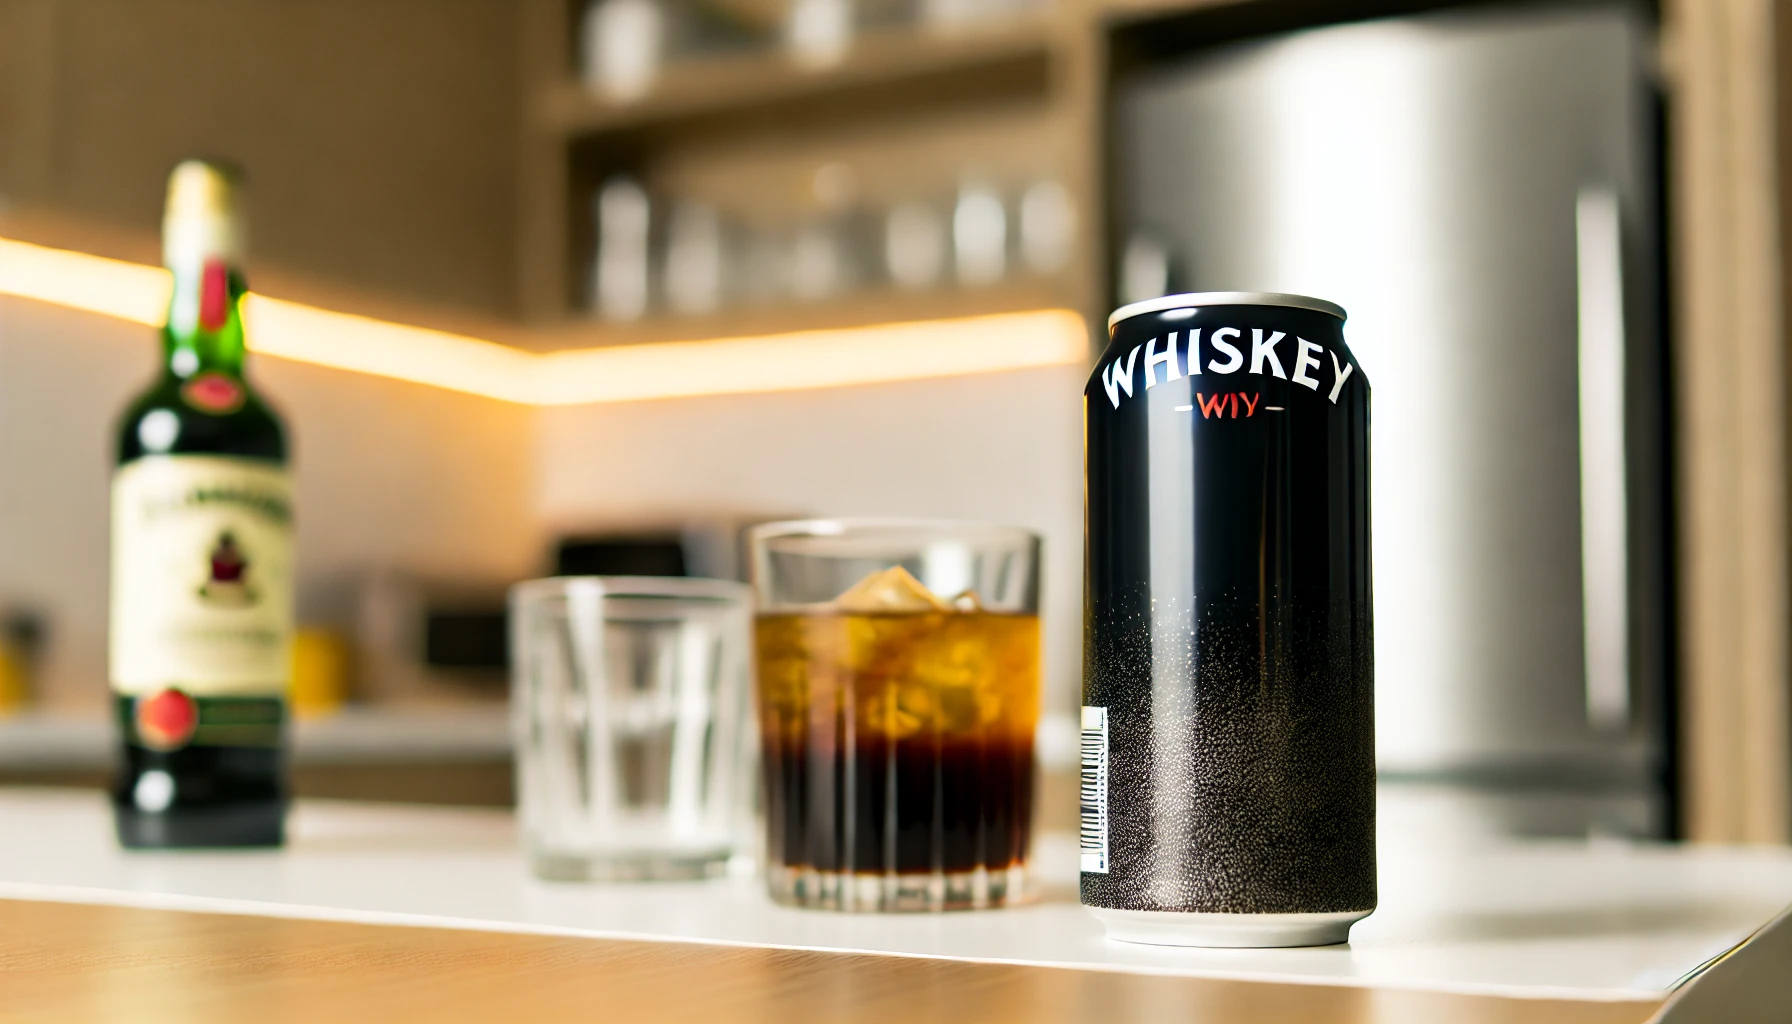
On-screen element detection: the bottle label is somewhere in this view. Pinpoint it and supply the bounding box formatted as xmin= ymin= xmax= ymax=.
xmin=110 ymin=456 xmax=294 ymax=697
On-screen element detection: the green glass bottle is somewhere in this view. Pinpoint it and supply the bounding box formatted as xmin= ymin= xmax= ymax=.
xmin=110 ymin=160 xmax=292 ymax=848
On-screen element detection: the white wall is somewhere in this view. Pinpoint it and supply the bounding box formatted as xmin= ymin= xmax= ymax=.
xmin=0 ymin=297 xmax=541 ymax=707
xmin=535 ymin=366 xmax=1087 ymax=713
xmin=0 ymin=295 xmax=1087 ymax=714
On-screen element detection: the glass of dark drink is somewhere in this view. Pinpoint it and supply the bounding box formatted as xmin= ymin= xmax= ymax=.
xmin=747 ymin=519 xmax=1042 ymax=912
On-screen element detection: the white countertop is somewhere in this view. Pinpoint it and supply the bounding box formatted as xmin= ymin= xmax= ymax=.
xmin=0 ymin=788 xmax=1788 ymax=1003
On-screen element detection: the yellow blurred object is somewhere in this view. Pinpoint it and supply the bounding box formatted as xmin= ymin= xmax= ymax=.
xmin=290 ymin=629 xmax=350 ymax=717
xmin=0 ymin=644 xmax=25 ymax=716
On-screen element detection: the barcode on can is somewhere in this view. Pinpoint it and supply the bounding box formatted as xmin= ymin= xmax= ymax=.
xmin=1080 ymin=706 xmax=1109 ymax=874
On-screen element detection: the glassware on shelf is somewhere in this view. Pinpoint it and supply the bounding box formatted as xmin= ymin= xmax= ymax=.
xmin=748 ymin=519 xmax=1043 ymax=912
xmin=784 ymin=0 xmax=854 ymax=67
xmin=884 ymin=199 xmax=948 ymax=291
xmin=585 ymin=161 xmax=1065 ymax=321
xmin=788 ymin=162 xmax=870 ymax=302
xmin=788 ymin=221 xmax=847 ymax=301
xmin=919 ymin=0 xmax=979 ymax=32
xmin=952 ymin=181 xmax=1007 ymax=287
xmin=1018 ymin=178 xmax=1075 ymax=276
xmin=580 ymin=0 xmax=667 ymax=101
xmin=919 ymin=0 xmax=1045 ymax=33
xmin=736 ymin=224 xmax=790 ymax=307
xmin=592 ymin=177 xmax=652 ymax=322
xmin=664 ymin=200 xmax=726 ymax=316
xmin=511 ymin=576 xmax=755 ymax=882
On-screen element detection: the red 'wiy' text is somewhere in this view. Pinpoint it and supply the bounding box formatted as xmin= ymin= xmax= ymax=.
xmin=1195 ymin=392 xmax=1260 ymax=418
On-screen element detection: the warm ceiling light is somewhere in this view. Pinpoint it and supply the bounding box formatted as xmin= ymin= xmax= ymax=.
xmin=2 ymin=235 xmax=1089 ymax=405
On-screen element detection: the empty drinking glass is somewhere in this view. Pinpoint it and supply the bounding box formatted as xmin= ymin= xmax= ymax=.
xmin=511 ymin=576 xmax=753 ymax=881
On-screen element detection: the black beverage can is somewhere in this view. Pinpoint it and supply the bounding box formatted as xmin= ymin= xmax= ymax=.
xmin=1080 ymin=292 xmax=1374 ymax=947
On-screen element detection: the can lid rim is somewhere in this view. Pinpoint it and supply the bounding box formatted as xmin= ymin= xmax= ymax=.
xmin=1106 ymin=292 xmax=1348 ymax=329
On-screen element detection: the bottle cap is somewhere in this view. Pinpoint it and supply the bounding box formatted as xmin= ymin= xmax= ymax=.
xmin=162 ymin=160 xmax=245 ymax=269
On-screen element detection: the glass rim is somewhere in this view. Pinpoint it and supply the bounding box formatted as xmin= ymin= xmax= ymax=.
xmin=508 ymin=575 xmax=751 ymax=606
xmin=746 ymin=517 xmax=1041 ymax=549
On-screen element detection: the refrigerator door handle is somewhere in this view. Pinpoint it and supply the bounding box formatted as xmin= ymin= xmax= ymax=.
xmin=1576 ymin=188 xmax=1630 ymax=733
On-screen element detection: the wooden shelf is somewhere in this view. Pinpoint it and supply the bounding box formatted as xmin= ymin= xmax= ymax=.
xmin=533 ymin=17 xmax=1061 ymax=139
xmin=3 ymin=2 xmax=1100 ymax=345
xmin=512 ymin=0 xmax=1100 ymax=329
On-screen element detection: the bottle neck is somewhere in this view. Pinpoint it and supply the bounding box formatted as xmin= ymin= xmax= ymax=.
xmin=163 ymin=257 xmax=247 ymax=378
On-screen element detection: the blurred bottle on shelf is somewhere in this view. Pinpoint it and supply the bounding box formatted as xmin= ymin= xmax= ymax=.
xmin=581 ymin=0 xmax=667 ymax=100
xmin=953 ymin=180 xmax=1007 ymax=287
xmin=593 ymin=177 xmax=653 ymax=321
xmin=1018 ymin=178 xmax=1074 ymax=276
xmin=664 ymin=200 xmax=726 ymax=316
xmin=884 ymin=199 xmax=948 ymax=290
xmin=111 ymin=160 xmax=292 ymax=849
xmin=785 ymin=0 xmax=854 ymax=67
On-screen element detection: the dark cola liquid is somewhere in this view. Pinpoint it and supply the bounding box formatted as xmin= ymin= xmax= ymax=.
xmin=1081 ymin=298 xmax=1376 ymax=916
xmin=760 ymin=734 xmax=1035 ymax=874
xmin=756 ymin=611 xmax=1038 ymax=876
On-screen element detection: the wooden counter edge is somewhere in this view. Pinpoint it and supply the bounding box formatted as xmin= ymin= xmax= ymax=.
xmin=0 ymin=897 xmax=1664 ymax=1024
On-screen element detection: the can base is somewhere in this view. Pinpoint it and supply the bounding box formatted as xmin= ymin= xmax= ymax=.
xmin=1087 ymin=907 xmax=1371 ymax=948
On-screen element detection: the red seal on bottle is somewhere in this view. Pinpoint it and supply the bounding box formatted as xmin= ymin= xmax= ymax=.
xmin=181 ymin=371 xmax=245 ymax=415
xmin=135 ymin=689 xmax=199 ymax=751
xmin=199 ymin=258 xmax=232 ymax=331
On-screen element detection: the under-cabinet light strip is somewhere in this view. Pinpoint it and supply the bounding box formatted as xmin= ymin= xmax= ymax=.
xmin=0 ymin=236 xmax=1088 ymax=405
xmin=0 ymin=236 xmax=170 ymax=328
xmin=243 ymin=294 xmax=541 ymax=403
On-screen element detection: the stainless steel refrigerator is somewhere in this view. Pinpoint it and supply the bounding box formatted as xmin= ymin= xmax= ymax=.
xmin=1110 ymin=2 xmax=1673 ymax=837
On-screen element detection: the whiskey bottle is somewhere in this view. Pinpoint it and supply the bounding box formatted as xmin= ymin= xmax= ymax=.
xmin=110 ymin=160 xmax=292 ymax=848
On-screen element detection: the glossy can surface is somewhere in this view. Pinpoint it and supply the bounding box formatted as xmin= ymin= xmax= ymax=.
xmin=1080 ymin=294 xmax=1375 ymax=945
